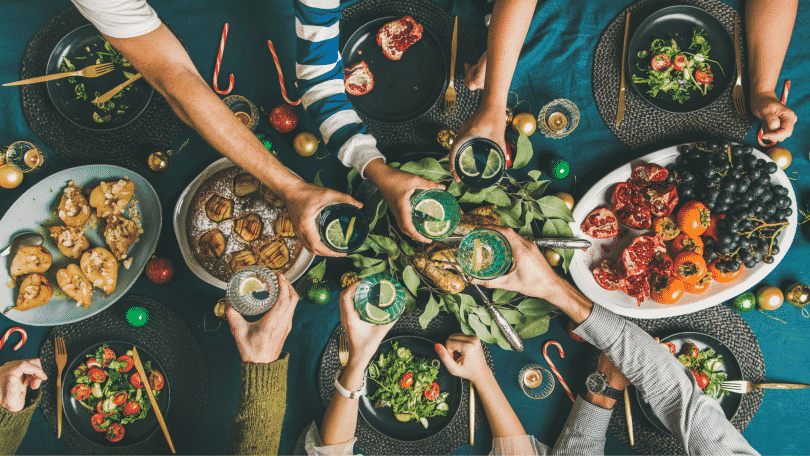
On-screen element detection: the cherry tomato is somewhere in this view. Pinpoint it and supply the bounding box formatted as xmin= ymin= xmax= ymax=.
xmin=86 ymin=358 xmax=101 ymax=368
xmin=661 ymin=341 xmax=677 ymax=354
xmin=671 ymin=233 xmax=704 ymax=256
xmin=685 ymin=273 xmax=712 ymax=294
xmin=112 ymin=391 xmax=128 ymax=406
xmin=674 ymin=252 xmax=708 ymax=285
xmin=695 ymin=68 xmax=714 ymax=84
xmin=651 ymin=274 xmax=686 ymax=305
xmin=651 ymin=54 xmax=671 ymax=71
xmin=653 ymin=216 xmax=680 ymax=241
xmin=130 ymin=372 xmax=143 ymax=388
xmin=87 ymin=368 xmax=107 ymax=383
xmin=97 ymin=402 xmax=115 ymax=417
xmin=709 ymin=259 xmax=744 ymax=283
xmin=693 ymin=371 xmax=709 ymax=389
xmin=70 ymin=384 xmax=91 ymax=401
xmin=102 ymin=348 xmax=116 ymax=365
xmin=672 ymin=54 xmax=688 ymax=70
xmin=682 ymin=342 xmax=700 ymax=358
xmin=149 ymin=371 xmax=165 ymax=391
xmin=116 ymin=355 xmax=134 ymax=373
xmin=91 ymin=414 xmax=109 ymax=432
xmin=106 ymin=422 xmax=125 ymax=443
xmin=567 ymin=320 xmax=585 ymax=342
xmin=424 ymin=381 xmax=440 ymax=401
xmin=677 ymin=201 xmax=711 ymax=237
xmin=123 ymin=400 xmax=141 ymax=416
xmin=398 ymin=372 xmax=414 ymax=388
xmin=75 ymin=364 xmax=88 ymax=376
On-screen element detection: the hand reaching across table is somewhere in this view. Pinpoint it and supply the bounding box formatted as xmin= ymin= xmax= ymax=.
xmin=0 ymin=358 xmax=47 ymax=455
xmin=750 ymin=91 xmax=796 ymax=143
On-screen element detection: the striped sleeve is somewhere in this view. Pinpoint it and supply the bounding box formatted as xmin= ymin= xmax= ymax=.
xmin=295 ymin=0 xmax=385 ymax=177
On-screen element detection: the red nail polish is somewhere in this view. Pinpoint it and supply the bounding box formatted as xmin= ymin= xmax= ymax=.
xmin=434 ymin=343 xmax=442 ymax=353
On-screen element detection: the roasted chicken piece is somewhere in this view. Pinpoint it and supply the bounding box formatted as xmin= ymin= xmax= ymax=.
xmin=205 ymin=194 xmax=234 ymax=222
xmin=56 ymin=264 xmax=93 ymax=308
xmin=48 ymin=226 xmax=90 ymax=260
xmin=273 ymin=212 xmax=295 ymax=237
xmin=12 ymin=273 xmax=54 ymax=312
xmin=255 ymin=239 xmax=290 ymax=269
xmin=198 ymin=229 xmax=227 ymax=260
xmin=80 ymin=248 xmax=118 ymax=296
xmin=229 ymin=250 xmax=257 ymax=274
xmin=429 ymin=249 xmax=458 ymax=270
xmin=89 ymin=179 xmax=135 ymax=218
xmin=261 ymin=187 xmax=285 ymax=207
xmin=103 ymin=215 xmax=139 ymax=260
xmin=453 ymin=212 xmax=503 ymax=235
xmin=233 ymin=173 xmax=260 ymax=197
xmin=234 ymin=213 xmax=263 ymax=242
xmin=10 ymin=245 xmax=52 ymax=281
xmin=57 ymin=182 xmax=92 ymax=227
xmin=412 ymin=252 xmax=465 ymax=294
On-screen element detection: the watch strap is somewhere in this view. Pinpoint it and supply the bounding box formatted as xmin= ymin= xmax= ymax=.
xmin=600 ymin=383 xmax=622 ymax=400
xmin=333 ymin=369 xmax=366 ymax=399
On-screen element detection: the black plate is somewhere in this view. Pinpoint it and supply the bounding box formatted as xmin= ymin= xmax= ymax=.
xmin=342 ymin=17 xmax=447 ymax=124
xmin=62 ymin=341 xmax=170 ymax=447
xmin=634 ymin=331 xmax=742 ymax=434
xmin=627 ymin=5 xmax=735 ymax=113
xmin=46 ymin=24 xmax=153 ymax=131
xmin=359 ymin=335 xmax=462 ymax=441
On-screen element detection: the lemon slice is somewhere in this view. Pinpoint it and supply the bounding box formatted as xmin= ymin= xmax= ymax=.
xmin=458 ymin=146 xmax=480 ymax=177
xmin=325 ymin=219 xmax=348 ymax=250
xmin=473 ymin=239 xmax=492 ymax=271
xmin=481 ymin=149 xmax=504 ymax=179
xmin=365 ymin=303 xmax=390 ymax=323
xmin=376 ymin=280 xmax=397 ymax=308
xmin=414 ymin=198 xmax=445 ymax=221
xmin=424 ymin=219 xmax=452 ymax=237
xmin=239 ymin=277 xmax=266 ymax=296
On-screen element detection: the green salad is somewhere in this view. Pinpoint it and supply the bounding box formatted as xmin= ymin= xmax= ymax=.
xmin=367 ymin=342 xmax=450 ymax=429
xmin=670 ymin=341 xmax=728 ymax=400
xmin=632 ymin=28 xmax=724 ymax=104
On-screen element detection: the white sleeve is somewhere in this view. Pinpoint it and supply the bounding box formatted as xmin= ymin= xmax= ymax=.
xmin=304 ymin=422 xmax=357 ymax=456
xmin=71 ymin=0 xmax=161 ymax=39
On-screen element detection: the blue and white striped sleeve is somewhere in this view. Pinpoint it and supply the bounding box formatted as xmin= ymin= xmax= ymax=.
xmin=295 ymin=0 xmax=386 ymax=177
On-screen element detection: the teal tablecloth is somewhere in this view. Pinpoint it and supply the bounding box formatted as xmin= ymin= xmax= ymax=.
xmin=1 ymin=0 xmax=808 ymax=454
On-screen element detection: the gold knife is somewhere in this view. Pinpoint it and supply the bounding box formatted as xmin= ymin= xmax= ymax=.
xmin=92 ymin=73 xmax=142 ymax=104
xmin=132 ymin=347 xmax=175 ymax=453
xmin=616 ymin=11 xmax=631 ymax=126
xmin=624 ymin=389 xmax=634 ymax=446
xmin=469 ymin=383 xmax=475 ymax=446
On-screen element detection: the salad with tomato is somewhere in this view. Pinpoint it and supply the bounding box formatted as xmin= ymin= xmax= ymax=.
xmin=662 ymin=340 xmax=728 ymax=400
xmin=69 ymin=344 xmax=165 ymax=443
xmin=366 ymin=342 xmax=449 ymax=429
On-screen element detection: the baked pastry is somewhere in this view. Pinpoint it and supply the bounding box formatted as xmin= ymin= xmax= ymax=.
xmin=48 ymin=226 xmax=90 ymax=260
xmin=234 ymin=213 xmax=263 ymax=242
xmin=14 ymin=273 xmax=54 ymax=311
xmin=10 ymin=245 xmax=52 ymax=281
xmin=255 ymin=239 xmax=290 ymax=269
xmin=274 ymin=212 xmax=295 ymax=237
xmin=199 ymin=229 xmax=227 ymax=260
xmin=344 ymin=61 xmax=375 ymax=96
xmin=57 ymin=182 xmax=92 ymax=227
xmin=233 ymin=174 xmax=260 ymax=197
xmin=205 ymin=194 xmax=234 ymax=222
xmin=89 ymin=180 xmax=135 ymax=218
xmin=104 ymin=215 xmax=139 ymax=260
xmin=229 ymin=250 xmax=257 ymax=274
xmin=80 ymin=248 xmax=118 ymax=296
xmin=377 ymin=16 xmax=423 ymax=61
xmin=261 ymin=187 xmax=285 ymax=207
xmin=56 ymin=264 xmax=93 ymax=308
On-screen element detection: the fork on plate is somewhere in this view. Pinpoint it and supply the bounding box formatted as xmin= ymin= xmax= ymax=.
xmin=731 ymin=13 xmax=746 ymax=115
xmin=443 ymin=17 xmax=458 ymax=117
xmin=722 ymin=380 xmax=810 ymax=393
xmin=3 ymin=63 xmax=116 ymax=87
xmin=54 ymin=337 xmax=67 ymax=438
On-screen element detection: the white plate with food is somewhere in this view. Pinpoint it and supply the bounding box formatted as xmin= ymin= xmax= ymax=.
xmin=569 ymin=144 xmax=797 ymax=319
xmin=1 ymin=165 xmax=161 ymax=326
xmin=174 ymin=158 xmax=315 ymax=289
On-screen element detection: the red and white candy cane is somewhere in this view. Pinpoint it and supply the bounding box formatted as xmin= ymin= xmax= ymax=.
xmin=212 ymin=23 xmax=234 ymax=95
xmin=0 ymin=327 xmax=27 ymax=351
xmin=543 ymin=340 xmax=575 ymax=402
xmin=267 ymin=40 xmax=301 ymax=106
xmin=757 ymin=79 xmax=791 ymax=148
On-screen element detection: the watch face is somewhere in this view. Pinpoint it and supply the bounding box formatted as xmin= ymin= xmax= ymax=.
xmin=587 ymin=373 xmax=605 ymax=393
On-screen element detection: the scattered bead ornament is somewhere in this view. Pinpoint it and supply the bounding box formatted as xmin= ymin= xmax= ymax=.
xmin=307 ymin=281 xmax=330 ymax=306
xmin=0 ymin=164 xmax=23 ymax=189
xmin=145 ymin=257 xmax=175 ymax=284
xmin=730 ymin=292 xmax=756 ymax=313
xmin=437 ymin=129 xmax=455 ymax=150
xmin=543 ymin=340 xmax=575 ymax=403
xmin=147 ymin=150 xmax=170 ymax=173
xmin=756 ymin=285 xmax=783 ymax=310
xmin=213 ymin=23 xmax=234 ymax=95
xmin=511 ymin=112 xmax=537 ymax=136
xmin=341 ymin=272 xmax=359 ymax=289
xmin=549 ymin=158 xmax=570 ymax=180
xmin=126 ymin=306 xmax=149 ymax=328
xmin=519 ymin=364 xmax=555 ymax=399
xmin=293 ymin=132 xmax=319 ymax=157
xmin=555 ymin=192 xmax=575 ymax=211
xmin=767 ymin=146 xmax=792 ymax=170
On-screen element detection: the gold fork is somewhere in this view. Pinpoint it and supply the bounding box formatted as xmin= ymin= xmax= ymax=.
xmin=722 ymin=380 xmax=810 ymax=393
xmin=338 ymin=332 xmax=349 ymax=369
xmin=443 ymin=16 xmax=458 ymax=117
xmin=92 ymin=73 xmax=142 ymax=104
xmin=732 ymin=13 xmax=746 ymax=115
xmin=54 ymin=337 xmax=67 ymax=439
xmin=4 ymin=63 xmax=116 ymax=87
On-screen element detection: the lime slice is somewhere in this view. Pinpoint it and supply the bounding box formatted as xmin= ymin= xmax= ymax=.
xmin=365 ymin=303 xmax=390 ymax=323
xmin=415 ymin=198 xmax=445 ymax=221
xmin=423 ymin=219 xmax=452 ymax=237
xmin=376 ymin=280 xmax=397 ymax=308
xmin=458 ymin=146 xmax=480 ymax=177
xmin=325 ymin=219 xmax=348 ymax=250
xmin=481 ymin=149 xmax=503 ymax=179
xmin=395 ymin=413 xmax=413 ymax=422
xmin=473 ymin=239 xmax=492 ymax=271
xmin=239 ymin=277 xmax=266 ymax=296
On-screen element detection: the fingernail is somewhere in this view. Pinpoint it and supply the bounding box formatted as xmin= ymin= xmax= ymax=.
xmin=434 ymin=343 xmax=442 ymax=353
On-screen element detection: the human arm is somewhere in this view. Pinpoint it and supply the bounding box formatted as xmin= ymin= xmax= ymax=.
xmin=225 ymin=275 xmax=299 ymax=455
xmin=745 ymin=0 xmax=798 ymax=142
xmin=0 ymin=358 xmax=47 ymax=455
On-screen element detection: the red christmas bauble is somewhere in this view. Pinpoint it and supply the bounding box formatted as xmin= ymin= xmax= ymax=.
xmin=145 ymin=257 xmax=174 ymax=285
xmin=268 ymin=105 xmax=298 ymax=134
xmin=567 ymin=320 xmax=585 ymax=342
xmin=504 ymin=139 xmax=515 ymax=169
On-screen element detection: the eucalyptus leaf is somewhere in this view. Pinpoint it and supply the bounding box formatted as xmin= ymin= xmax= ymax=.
xmin=510 ymin=198 xmax=523 ymax=219
xmin=402 ymin=266 xmax=420 ymax=295
xmin=345 ymin=168 xmax=359 ymax=196
xmin=490 ymin=325 xmax=513 ymax=350
xmin=553 ymin=246 xmax=575 ymax=274
xmin=516 ymin=315 xmax=550 ymax=339
xmin=313 ymin=171 xmax=324 ymax=187
xmin=528 ymin=170 xmax=543 ymax=181
xmin=399 ymin=158 xmax=451 ymax=182
xmin=495 ymin=306 xmax=525 ymax=325
xmin=513 ymin=134 xmax=533 ymax=169
xmin=369 ymin=197 xmax=388 ymax=230
xmin=468 ymin=314 xmax=497 ymax=343
xmin=404 ymin=292 xmax=416 ymax=315
xmin=494 ymin=208 xmax=523 ymax=228
xmin=359 ymin=261 xmax=388 ymax=278
xmin=518 ymin=221 xmax=534 ymax=237
xmin=370 ymin=234 xmax=398 ymax=254
xmin=446 ymin=181 xmax=464 ymax=197
xmin=306 ymin=259 xmax=327 ymax=282
xmin=458 ymin=293 xmax=477 ymax=311
xmin=459 ymin=188 xmax=491 ymax=204
xmin=542 ymin=218 xmax=574 ymax=238
xmin=485 ymin=187 xmax=512 ymax=207
xmin=524 ymin=180 xmax=550 ymax=195
xmin=537 ymin=196 xmax=575 ymax=222
xmin=492 ymin=289 xmax=518 ymax=303
xmin=517 ymin=298 xmax=557 ymax=317
xmin=472 ymin=307 xmax=493 ymax=325
xmin=348 ymin=254 xmax=383 ymax=269
xmin=400 ymin=241 xmax=415 ymax=257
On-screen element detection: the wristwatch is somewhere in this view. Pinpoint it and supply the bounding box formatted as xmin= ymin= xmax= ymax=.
xmin=334 ymin=369 xmax=366 ymax=399
xmin=586 ymin=371 xmax=622 ymax=400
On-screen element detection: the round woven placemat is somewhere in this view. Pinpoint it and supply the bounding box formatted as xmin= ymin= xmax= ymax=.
xmin=19 ymin=6 xmax=184 ymax=167
xmin=586 ymin=304 xmax=764 ymax=455
xmin=318 ymin=309 xmax=493 ymax=455
xmin=340 ymin=0 xmax=481 ymax=156
xmin=38 ymin=295 xmax=209 ymax=454
xmin=592 ymin=0 xmax=755 ymax=149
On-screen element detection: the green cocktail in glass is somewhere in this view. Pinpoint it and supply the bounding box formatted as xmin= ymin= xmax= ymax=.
xmin=410 ymin=189 xmax=461 ymax=240
xmin=354 ymin=273 xmax=407 ymax=325
xmin=318 ymin=203 xmax=369 ymax=253
xmin=457 ymin=228 xmax=513 ymax=280
xmin=454 ymin=138 xmax=505 ymax=188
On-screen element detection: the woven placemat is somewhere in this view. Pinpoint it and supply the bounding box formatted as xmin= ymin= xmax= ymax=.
xmin=340 ymin=0 xmax=481 ymax=156
xmin=586 ymin=304 xmax=764 ymax=455
xmin=592 ymin=0 xmax=755 ymax=149
xmin=19 ymin=6 xmax=184 ymax=167
xmin=38 ymin=294 xmax=209 ymax=454
xmin=318 ymin=309 xmax=493 ymax=455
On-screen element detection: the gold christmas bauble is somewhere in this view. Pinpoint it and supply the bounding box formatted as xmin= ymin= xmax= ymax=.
xmin=505 ymin=108 xmax=514 ymax=124
xmin=544 ymin=248 xmax=563 ymax=267
xmin=341 ymin=272 xmax=359 ymax=288
xmin=555 ymin=192 xmax=575 ymax=211
xmin=756 ymin=285 xmax=784 ymax=310
xmin=785 ymin=283 xmax=810 ymax=308
xmin=293 ymin=132 xmax=319 ymax=157
xmin=147 ymin=150 xmax=170 ymax=173
xmin=511 ymin=112 xmax=537 ymax=136
xmin=767 ymin=146 xmax=792 ymax=169
xmin=214 ymin=299 xmax=227 ymax=319
xmin=0 ymin=164 xmax=23 ymax=189
xmin=437 ymin=129 xmax=456 ymax=150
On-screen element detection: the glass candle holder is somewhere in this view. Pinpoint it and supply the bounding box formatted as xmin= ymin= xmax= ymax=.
xmin=537 ymin=99 xmax=580 ymax=139
xmin=5 ymin=141 xmax=49 ymax=173
xmin=519 ymin=364 xmax=555 ymax=399
xmin=224 ymin=95 xmax=259 ymax=131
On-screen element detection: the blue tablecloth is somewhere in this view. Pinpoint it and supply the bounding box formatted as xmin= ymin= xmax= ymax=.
xmin=1 ymin=0 xmax=808 ymax=454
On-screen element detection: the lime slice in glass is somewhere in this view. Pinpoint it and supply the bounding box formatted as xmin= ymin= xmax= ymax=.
xmin=239 ymin=277 xmax=266 ymax=296
xmin=414 ymin=198 xmax=445 ymax=221
xmin=376 ymin=280 xmax=397 ymax=308
xmin=325 ymin=219 xmax=348 ymax=250
xmin=423 ymin=219 xmax=452 ymax=237
xmin=481 ymin=149 xmax=503 ymax=179
xmin=458 ymin=146 xmax=480 ymax=177
xmin=365 ymin=303 xmax=390 ymax=323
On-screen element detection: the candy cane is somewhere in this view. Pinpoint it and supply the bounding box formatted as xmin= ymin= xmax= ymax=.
xmin=213 ymin=23 xmax=234 ymax=95
xmin=757 ymin=79 xmax=791 ymax=148
xmin=267 ymin=40 xmax=301 ymax=106
xmin=0 ymin=327 xmax=27 ymax=351
xmin=543 ymin=340 xmax=575 ymax=402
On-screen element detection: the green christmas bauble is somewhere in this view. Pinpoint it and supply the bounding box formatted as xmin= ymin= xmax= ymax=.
xmin=126 ymin=306 xmax=149 ymax=327
xmin=307 ymin=281 xmax=330 ymax=306
xmin=730 ymin=292 xmax=756 ymax=313
xmin=549 ymin=158 xmax=570 ymax=179
xmin=255 ymin=132 xmax=277 ymax=155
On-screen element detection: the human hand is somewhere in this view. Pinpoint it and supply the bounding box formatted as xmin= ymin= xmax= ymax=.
xmin=339 ymin=281 xmax=396 ymax=363
xmin=365 ymin=159 xmax=445 ymax=244
xmin=0 ymin=359 xmax=47 ymax=412
xmin=448 ymin=103 xmax=507 ymax=183
xmin=598 ymin=352 xmax=631 ymax=391
xmin=464 ymin=51 xmax=487 ymax=91
xmin=226 ymin=274 xmax=299 ymax=364
xmin=750 ymin=90 xmax=797 ymax=143
xmin=434 ymin=334 xmax=491 ymax=383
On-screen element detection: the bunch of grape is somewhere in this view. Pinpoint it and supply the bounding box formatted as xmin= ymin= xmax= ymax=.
xmin=666 ymin=139 xmax=792 ymax=273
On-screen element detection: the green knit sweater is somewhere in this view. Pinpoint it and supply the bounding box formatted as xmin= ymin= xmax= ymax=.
xmin=226 ymin=354 xmax=289 ymax=455
xmin=0 ymin=389 xmax=41 ymax=455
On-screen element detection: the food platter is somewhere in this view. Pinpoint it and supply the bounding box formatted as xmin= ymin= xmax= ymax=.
xmin=173 ymin=157 xmax=315 ymax=289
xmin=634 ymin=332 xmax=742 ymax=434
xmin=0 ymin=165 xmax=161 ymax=326
xmin=569 ymin=146 xmax=797 ymax=319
